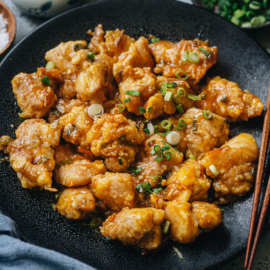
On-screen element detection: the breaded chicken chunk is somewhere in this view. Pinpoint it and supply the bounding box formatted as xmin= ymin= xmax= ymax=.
xmin=0 ymin=119 xmax=61 ymax=191
xmin=87 ymin=113 xmax=146 ymax=172
xmin=56 ymin=186 xmax=96 ymax=219
xmin=149 ymin=39 xmax=218 ymax=87
xmin=12 ymin=68 xmax=59 ymax=118
xmin=54 ymin=145 xmax=106 ymax=187
xmin=113 ymin=37 xmax=155 ymax=83
xmin=91 ymin=172 xmax=135 ymax=212
xmin=100 ymin=208 xmax=164 ymax=251
xmin=201 ymin=133 xmax=259 ymax=204
xmin=119 ymin=67 xmax=157 ymax=115
xmin=197 ymin=76 xmax=264 ymax=122
xmin=166 ymin=159 xmax=211 ymax=202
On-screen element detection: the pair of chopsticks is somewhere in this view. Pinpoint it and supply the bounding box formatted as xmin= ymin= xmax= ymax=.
xmin=245 ymin=82 xmax=270 ymax=269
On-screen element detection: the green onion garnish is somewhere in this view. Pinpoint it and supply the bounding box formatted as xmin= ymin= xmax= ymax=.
xmin=139 ymin=107 xmax=146 ymax=114
xmin=203 ymin=110 xmax=212 ymax=120
xmin=158 ymin=130 xmax=172 ymax=137
xmin=187 ymin=94 xmax=201 ymax=100
xmin=74 ymin=44 xmax=88 ymax=51
xmin=193 ymin=117 xmax=197 ymax=133
xmin=209 ymin=164 xmax=219 ymax=177
xmin=167 ymin=82 xmax=177 ymax=88
xmin=188 ymin=52 xmax=200 ymax=63
xmin=153 ymin=175 xmax=163 ymax=184
xmin=124 ymin=98 xmax=130 ymax=103
xmin=164 ymin=91 xmax=172 ymax=101
xmin=88 ymin=52 xmax=95 ymax=61
xmin=177 ymin=87 xmax=186 ymax=97
xmin=148 ymin=107 xmax=152 ymax=113
xmin=172 ymin=146 xmax=180 ymax=152
xmin=151 ymin=38 xmax=160 ymax=43
xmin=163 ymin=221 xmax=170 ymax=234
xmin=125 ymin=90 xmax=140 ymax=96
xmin=45 ymin=61 xmax=55 ymax=69
xmin=161 ymin=120 xmax=172 ymax=130
xmin=189 ymin=154 xmax=197 ymax=160
xmin=176 ymin=104 xmax=185 ymax=114
xmin=155 ymin=152 xmax=164 ymax=162
xmin=118 ymin=104 xmax=125 ymax=113
xmin=128 ymin=166 xmax=143 ymax=176
xmin=184 ymin=50 xmax=189 ymax=61
xmin=177 ymin=119 xmax=186 ymax=130
xmin=160 ymin=82 xmax=167 ymax=95
xmin=154 ymin=125 xmax=159 ymax=133
xmin=164 ymin=151 xmax=172 ymax=160
xmin=173 ymin=246 xmax=184 ymax=260
xmin=154 ymin=144 xmax=162 ymax=153
xmin=220 ymin=96 xmax=227 ymax=102
xmin=153 ymin=187 xmax=162 ymax=194
xmin=199 ymin=47 xmax=210 ymax=56
xmin=41 ymin=76 xmax=55 ymax=88
xmin=143 ymin=128 xmax=150 ymax=135
xmin=175 ymin=70 xmax=189 ymax=80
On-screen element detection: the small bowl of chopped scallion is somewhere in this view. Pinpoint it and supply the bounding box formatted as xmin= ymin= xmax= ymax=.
xmin=192 ymin=0 xmax=270 ymax=29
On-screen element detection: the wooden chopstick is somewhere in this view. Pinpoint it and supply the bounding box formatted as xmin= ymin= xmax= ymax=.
xmin=247 ymin=174 xmax=270 ymax=270
xmin=245 ymin=82 xmax=270 ymax=268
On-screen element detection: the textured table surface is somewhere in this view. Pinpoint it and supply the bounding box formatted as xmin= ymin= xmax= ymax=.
xmin=1 ymin=0 xmax=270 ymax=269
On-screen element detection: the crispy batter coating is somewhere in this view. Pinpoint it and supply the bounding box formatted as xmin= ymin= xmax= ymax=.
xmin=191 ymin=201 xmax=223 ymax=232
xmin=12 ymin=68 xmax=58 ymax=118
xmin=149 ymin=39 xmax=218 ymax=87
xmin=166 ymin=159 xmax=211 ymax=202
xmin=201 ymin=133 xmax=259 ymax=204
xmin=54 ymin=144 xmax=106 ymax=187
xmin=45 ymin=40 xmax=88 ymax=99
xmin=75 ymin=53 xmax=116 ymax=104
xmin=113 ymin=37 xmax=155 ymax=83
xmin=59 ymin=105 xmax=93 ymax=147
xmin=119 ymin=67 xmax=157 ymax=115
xmin=164 ymin=201 xmax=200 ymax=244
xmin=91 ymin=172 xmax=135 ymax=212
xmin=0 ymin=119 xmax=61 ymax=191
xmin=56 ymin=186 xmax=96 ymax=219
xmin=197 ymin=76 xmax=264 ymax=122
xmin=100 ymin=207 xmax=164 ymax=250
xmin=87 ymin=113 xmax=146 ymax=172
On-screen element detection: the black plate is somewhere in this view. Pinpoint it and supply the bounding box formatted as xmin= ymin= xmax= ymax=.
xmin=0 ymin=0 xmax=270 ymax=269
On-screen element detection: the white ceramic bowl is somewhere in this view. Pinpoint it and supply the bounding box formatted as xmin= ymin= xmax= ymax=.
xmin=11 ymin=0 xmax=83 ymax=18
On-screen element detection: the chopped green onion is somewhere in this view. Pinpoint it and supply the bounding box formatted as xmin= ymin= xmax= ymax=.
xmin=189 ymin=154 xmax=197 ymax=160
xmin=231 ymin=16 xmax=241 ymax=26
xmin=167 ymin=82 xmax=177 ymax=88
xmin=161 ymin=146 xmax=171 ymax=151
xmin=220 ymin=96 xmax=227 ymax=102
xmin=45 ymin=61 xmax=55 ymax=69
xmin=118 ymin=104 xmax=125 ymax=113
xmin=128 ymin=166 xmax=143 ymax=176
xmin=172 ymin=146 xmax=180 ymax=152
xmin=154 ymin=125 xmax=159 ymax=133
xmin=153 ymin=175 xmax=163 ymax=184
xmin=147 ymin=123 xmax=154 ymax=135
xmin=148 ymin=107 xmax=152 ymax=113
xmin=184 ymin=50 xmax=189 ymax=61
xmin=74 ymin=44 xmax=88 ymax=51
xmin=161 ymin=120 xmax=172 ymax=130
xmin=151 ymin=38 xmax=160 ymax=43
xmin=234 ymin=9 xmax=246 ymax=19
xmin=209 ymin=165 xmax=219 ymax=177
xmin=176 ymin=104 xmax=185 ymax=114
xmin=139 ymin=107 xmax=146 ymax=114
xmin=242 ymin=22 xmax=252 ymax=27
xmin=199 ymin=47 xmax=210 ymax=56
xmin=177 ymin=119 xmax=186 ymax=130
xmin=124 ymin=98 xmax=130 ymax=103
xmin=175 ymin=70 xmax=189 ymax=80
xmin=188 ymin=52 xmax=200 ymax=63
xmin=172 ymin=246 xmax=184 ymax=260
xmin=155 ymin=152 xmax=164 ymax=162
xmin=153 ymin=187 xmax=162 ymax=194
xmin=52 ymin=203 xmax=57 ymax=211
xmin=160 ymin=81 xmax=167 ymax=95
xmin=88 ymin=52 xmax=95 ymax=61
xmin=251 ymin=15 xmax=266 ymax=26
xmin=203 ymin=110 xmax=212 ymax=120
xmin=154 ymin=144 xmax=162 ymax=153
xmin=41 ymin=76 xmax=55 ymax=88
xmin=164 ymin=91 xmax=172 ymax=101
xmin=249 ymin=1 xmax=261 ymax=10
xmin=187 ymin=94 xmax=201 ymax=101
xmin=88 ymin=104 xmax=104 ymax=118
xmin=163 ymin=221 xmax=170 ymax=234
xmin=166 ymin=131 xmax=181 ymax=145
xmin=221 ymin=209 xmax=225 ymax=215
xmin=158 ymin=130 xmax=172 ymax=137
xmin=143 ymin=128 xmax=150 ymax=135
xmin=125 ymin=90 xmax=140 ymax=96
xmin=193 ymin=117 xmax=197 ymax=133
xmin=177 ymin=87 xmax=186 ymax=97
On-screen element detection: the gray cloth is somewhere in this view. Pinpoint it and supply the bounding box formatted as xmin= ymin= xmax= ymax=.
xmin=0 ymin=213 xmax=95 ymax=270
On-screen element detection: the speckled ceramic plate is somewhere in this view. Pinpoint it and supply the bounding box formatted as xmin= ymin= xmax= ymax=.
xmin=0 ymin=0 xmax=270 ymax=269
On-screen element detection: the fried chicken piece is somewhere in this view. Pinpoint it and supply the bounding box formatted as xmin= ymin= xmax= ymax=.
xmin=149 ymin=39 xmax=218 ymax=87
xmin=191 ymin=202 xmax=223 ymax=232
xmin=45 ymin=40 xmax=88 ymax=99
xmin=75 ymin=53 xmax=116 ymax=104
xmin=48 ymin=98 xmax=88 ymax=123
xmin=113 ymin=37 xmax=155 ymax=83
xmin=0 ymin=119 xmax=61 ymax=191
xmin=58 ymin=105 xmax=93 ymax=148
xmin=197 ymin=76 xmax=264 ymax=122
xmin=165 ymin=159 xmax=211 ymax=202
xmin=54 ymin=145 xmax=106 ymax=187
xmin=89 ymin=24 xmax=135 ymax=57
xmin=12 ymin=68 xmax=59 ymax=118
xmin=201 ymin=133 xmax=259 ymax=204
xmin=87 ymin=113 xmax=146 ymax=172
xmin=171 ymin=108 xmax=230 ymax=159
xmin=100 ymin=208 xmax=164 ymax=251
xmin=164 ymin=201 xmax=200 ymax=244
xmin=119 ymin=67 xmax=157 ymax=115
xmin=56 ymin=186 xmax=96 ymax=219
xmin=91 ymin=172 xmax=135 ymax=212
